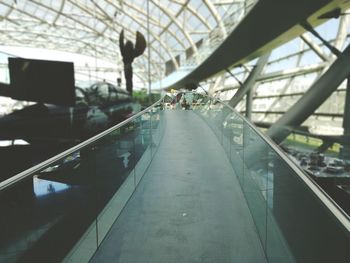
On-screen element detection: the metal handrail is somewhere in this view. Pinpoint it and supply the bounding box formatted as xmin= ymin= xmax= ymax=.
xmin=0 ymin=96 xmax=165 ymax=191
xmin=199 ymin=93 xmax=350 ymax=230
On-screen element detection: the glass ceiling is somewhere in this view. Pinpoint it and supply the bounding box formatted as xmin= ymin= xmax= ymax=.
xmin=0 ymin=0 xmax=254 ymax=87
xmin=3 ymin=0 xmax=348 ymax=136
xmin=203 ymin=12 xmax=350 ymax=136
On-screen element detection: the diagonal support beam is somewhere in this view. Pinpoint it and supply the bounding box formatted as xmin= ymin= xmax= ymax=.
xmin=246 ymin=87 xmax=254 ymax=120
xmin=267 ymin=43 xmax=350 ymax=144
xmin=301 ymin=21 xmax=341 ymax=57
xmin=300 ymin=33 xmax=329 ymax=61
xmin=343 ymin=75 xmax=350 ymax=135
xmin=228 ymin=52 xmax=270 ymax=108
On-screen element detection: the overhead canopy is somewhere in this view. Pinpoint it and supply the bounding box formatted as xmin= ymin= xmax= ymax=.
xmin=165 ymin=0 xmax=350 ymax=90
xmin=0 ymin=0 xmax=251 ymax=85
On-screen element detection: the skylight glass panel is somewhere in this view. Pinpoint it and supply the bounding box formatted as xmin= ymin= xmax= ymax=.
xmin=255 ymin=79 xmax=289 ymax=96
xmin=269 ymin=38 xmax=301 ymax=62
xmin=298 ymin=50 xmax=323 ymax=67
xmin=2 ymin=0 xmax=14 ymax=7
xmin=165 ymin=1 xmax=181 ymax=14
xmin=315 ymin=19 xmax=339 ymax=41
xmin=264 ymin=56 xmax=298 ymax=74
xmin=197 ymin=2 xmax=211 ymax=20
xmin=150 ymin=2 xmax=159 ymax=15
xmin=120 ymin=15 xmax=132 ymax=29
xmin=62 ymin=1 xmax=75 ymax=14
xmin=94 ymin=20 xmax=106 ymax=32
xmin=316 ymin=92 xmax=344 ymax=115
xmin=22 ymin=2 xmax=38 ymax=16
xmin=204 ymin=12 xmax=216 ymax=27
xmin=285 ymin=72 xmax=319 ymax=93
xmin=0 ymin=3 xmax=11 ymax=16
xmin=135 ymin=0 xmax=146 ymax=10
xmin=0 ymin=0 xmax=298 ymax=85
xmin=186 ymin=13 xmax=203 ymax=30
xmin=43 ymin=9 xmax=56 ymax=22
xmin=49 ymin=0 xmax=62 ymax=9
xmin=190 ymin=0 xmax=203 ymax=10
xmin=159 ymin=12 xmax=170 ymax=25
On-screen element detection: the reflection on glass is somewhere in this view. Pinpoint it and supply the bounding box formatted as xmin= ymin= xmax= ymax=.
xmin=193 ymin=93 xmax=349 ymax=263
xmin=279 ymin=131 xmax=350 ymax=217
xmin=0 ymin=99 xmax=165 ymax=263
xmin=33 ymin=177 xmax=71 ymax=197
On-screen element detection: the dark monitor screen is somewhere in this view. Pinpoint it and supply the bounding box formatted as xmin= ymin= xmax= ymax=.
xmin=8 ymin=58 xmax=75 ymax=106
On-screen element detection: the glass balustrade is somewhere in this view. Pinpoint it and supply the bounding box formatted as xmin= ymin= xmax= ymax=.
xmin=1 ymin=91 xmax=349 ymax=263
xmin=193 ymin=94 xmax=349 ymax=263
xmin=0 ymin=98 xmax=165 ymax=263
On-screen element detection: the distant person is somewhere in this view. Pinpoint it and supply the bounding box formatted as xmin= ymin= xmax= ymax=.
xmin=170 ymin=96 xmax=177 ymax=109
xmin=119 ymin=30 xmax=146 ymax=95
xmin=184 ymin=92 xmax=194 ymax=109
xmin=181 ymin=97 xmax=187 ymax=109
xmin=176 ymin=93 xmax=184 ymax=109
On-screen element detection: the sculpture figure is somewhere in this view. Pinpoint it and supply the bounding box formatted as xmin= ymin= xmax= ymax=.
xmin=119 ymin=30 xmax=146 ymax=95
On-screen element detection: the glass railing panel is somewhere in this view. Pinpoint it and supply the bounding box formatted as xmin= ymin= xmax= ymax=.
xmin=93 ymin=120 xmax=137 ymax=247
xmin=265 ymin=208 xmax=295 ymax=263
xmin=0 ymin=97 xmax=165 ymax=263
xmin=134 ymin=113 xmax=152 ymax=186
xmin=207 ymin=100 xmax=224 ymax=139
xmin=243 ymin=124 xmax=270 ymax=192
xmin=264 ymin=151 xmax=294 ymax=263
xmin=150 ymin=104 xmax=164 ymax=157
xmin=61 ymin=147 xmax=99 ymax=262
xmin=221 ymin=106 xmax=231 ymax=156
xmin=242 ymin=122 xmax=269 ymax=251
xmin=226 ymin=112 xmax=244 ymax=184
xmin=195 ymin=98 xmax=208 ymax=115
xmin=193 ymin=95 xmax=210 ymax=111
xmin=266 ymin=150 xmax=349 ymax=263
xmin=192 ymin=93 xmax=349 ymax=262
xmin=200 ymin=97 xmax=213 ymax=114
xmin=152 ymin=103 xmax=164 ymax=155
xmin=326 ymin=140 xmax=350 ymax=217
xmin=282 ymin=132 xmax=350 ymax=218
xmin=0 ymin=148 xmax=98 ymax=263
xmin=195 ymin=102 xmax=208 ymax=118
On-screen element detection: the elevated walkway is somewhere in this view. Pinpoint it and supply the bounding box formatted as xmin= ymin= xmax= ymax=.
xmin=91 ymin=110 xmax=266 ymax=263
xmin=0 ymin=95 xmax=349 ymax=263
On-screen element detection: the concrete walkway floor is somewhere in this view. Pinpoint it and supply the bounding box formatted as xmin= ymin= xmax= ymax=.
xmin=91 ymin=110 xmax=267 ymax=263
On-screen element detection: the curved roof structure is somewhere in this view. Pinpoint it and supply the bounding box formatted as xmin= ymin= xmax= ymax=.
xmin=1 ymin=0 xmax=350 ymax=139
xmin=0 ymin=0 xmax=252 ymax=85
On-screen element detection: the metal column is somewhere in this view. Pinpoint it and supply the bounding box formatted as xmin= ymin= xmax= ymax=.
xmin=228 ymin=52 xmax=270 ymax=108
xmin=267 ymin=43 xmax=350 ymax=144
xmin=343 ymin=76 xmax=350 ymax=135
xmin=246 ymin=87 xmax=254 ymax=120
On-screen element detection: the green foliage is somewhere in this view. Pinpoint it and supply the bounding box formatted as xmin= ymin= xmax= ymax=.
xmin=284 ymin=133 xmax=340 ymax=155
xmin=133 ymin=89 xmax=161 ymax=106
